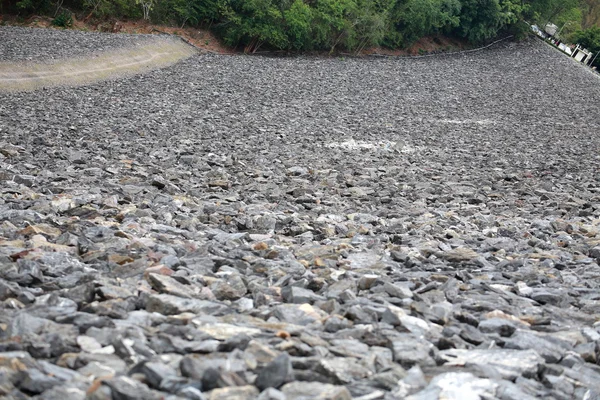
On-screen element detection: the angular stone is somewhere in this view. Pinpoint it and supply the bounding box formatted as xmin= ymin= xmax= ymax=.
xmin=146 ymin=294 xmax=227 ymax=315
xmin=281 ymin=381 xmax=352 ymax=400
xmin=208 ymin=385 xmax=259 ymax=400
xmin=193 ymin=321 xmax=262 ymax=340
xmin=282 ymin=286 xmax=324 ymax=304
xmin=273 ymin=303 xmax=325 ymax=325
xmin=316 ymin=357 xmax=372 ymax=384
xmin=478 ymin=318 xmax=517 ymax=337
xmin=406 ymin=372 xmax=498 ymax=400
xmin=210 ymin=274 xmax=247 ymax=301
xmin=389 ymin=334 xmax=436 ymax=368
xmin=17 ymin=369 xmax=61 ymax=394
xmin=503 ymin=330 xmax=567 ymax=363
xmin=383 ymin=282 xmax=413 ymax=299
xmin=148 ymin=273 xmax=196 ymax=298
xmin=438 ymin=349 xmax=544 ymax=380
xmin=141 ymin=361 xmax=178 ymax=389
xmin=255 ymin=353 xmax=293 ymax=390
xmin=103 ymin=376 xmax=160 ymax=400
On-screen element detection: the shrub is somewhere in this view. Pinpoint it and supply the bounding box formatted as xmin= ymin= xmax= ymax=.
xmin=52 ymin=9 xmax=73 ymax=26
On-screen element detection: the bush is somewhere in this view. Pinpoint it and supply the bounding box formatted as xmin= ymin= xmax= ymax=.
xmin=52 ymin=9 xmax=73 ymax=26
xmin=387 ymin=0 xmax=460 ymax=47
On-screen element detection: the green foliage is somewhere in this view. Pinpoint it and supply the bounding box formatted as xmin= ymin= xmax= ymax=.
xmin=51 ymin=9 xmax=73 ymax=26
xmin=15 ymin=0 xmax=52 ymax=13
xmin=349 ymin=0 xmax=393 ymax=52
xmin=284 ymin=0 xmax=313 ymax=49
xmin=87 ymin=0 xmax=141 ymax=19
xmin=572 ymin=26 xmax=600 ymax=66
xmin=388 ymin=0 xmax=460 ymax=47
xmin=310 ymin=0 xmax=357 ymax=51
xmin=218 ymin=0 xmax=289 ymax=52
xmin=526 ymin=0 xmax=580 ymax=26
xmin=8 ymin=0 xmax=597 ymax=53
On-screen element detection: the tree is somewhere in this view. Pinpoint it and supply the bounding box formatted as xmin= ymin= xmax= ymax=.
xmin=387 ymin=0 xmax=461 ymax=47
xmin=218 ymin=0 xmax=289 ymax=52
xmin=456 ymin=0 xmax=524 ymax=43
xmin=572 ymin=26 xmax=600 ymax=67
xmin=136 ymin=0 xmax=156 ymax=20
xmin=580 ymin=0 xmax=600 ymax=29
xmin=526 ymin=0 xmax=580 ymax=27
xmin=284 ymin=0 xmax=313 ymax=49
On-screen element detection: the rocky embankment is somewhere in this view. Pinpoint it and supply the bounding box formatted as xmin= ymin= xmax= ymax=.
xmin=1 ymin=26 xmax=600 ymax=400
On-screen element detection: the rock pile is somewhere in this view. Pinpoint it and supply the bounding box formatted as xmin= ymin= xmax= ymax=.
xmin=1 ymin=27 xmax=600 ymax=399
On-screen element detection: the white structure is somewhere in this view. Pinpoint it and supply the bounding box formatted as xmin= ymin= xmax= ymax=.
xmin=558 ymin=43 xmax=572 ymax=55
xmin=572 ymin=45 xmax=593 ymax=65
xmin=545 ymin=23 xmax=558 ymax=36
xmin=531 ymin=25 xmax=547 ymax=38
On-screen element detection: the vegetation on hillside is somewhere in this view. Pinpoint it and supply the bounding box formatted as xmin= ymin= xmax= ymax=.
xmin=1 ymin=0 xmax=599 ymax=53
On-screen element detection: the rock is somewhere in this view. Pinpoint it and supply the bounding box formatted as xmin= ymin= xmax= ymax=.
xmin=103 ymin=376 xmax=160 ymax=400
xmin=282 ymin=286 xmax=324 ymax=304
xmin=193 ymin=321 xmax=262 ymax=340
xmin=141 ymin=361 xmax=178 ymax=388
xmin=442 ymin=248 xmax=479 ymax=263
xmin=255 ymin=352 xmax=293 ymax=390
xmin=1 ymin=29 xmax=600 ymax=400
xmin=389 ymin=334 xmax=436 ymax=367
xmin=281 ymin=381 xmax=352 ymax=400
xmin=210 ymin=274 xmax=247 ymax=301
xmin=316 ymin=357 xmax=372 ymax=384
xmin=478 ymin=318 xmax=517 ymax=337
xmin=17 ymin=369 xmax=61 ymax=394
xmin=503 ymin=330 xmax=567 ymax=363
xmin=393 ymin=365 xmax=427 ymax=398
xmin=530 ymin=289 xmax=567 ymax=305
xmin=208 ymin=385 xmax=259 ymax=400
xmin=148 ymin=273 xmax=197 ymax=298
xmin=406 ymin=372 xmax=498 ymax=400
xmin=273 ymin=303 xmax=325 ymax=325
xmin=438 ymin=349 xmax=545 ymax=380
xmin=383 ymin=282 xmax=413 ymax=299
xmin=146 ymin=294 xmax=227 ymax=315
xmin=257 ymin=387 xmax=287 ymax=400
xmin=357 ymin=274 xmax=379 ymax=291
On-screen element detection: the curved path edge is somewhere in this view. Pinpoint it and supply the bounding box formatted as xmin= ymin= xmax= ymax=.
xmin=0 ymin=38 xmax=197 ymax=91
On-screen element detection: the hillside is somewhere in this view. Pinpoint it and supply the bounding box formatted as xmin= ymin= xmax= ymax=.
xmin=1 ymin=26 xmax=600 ymax=400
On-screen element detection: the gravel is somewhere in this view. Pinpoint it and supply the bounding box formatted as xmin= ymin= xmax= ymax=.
xmin=1 ymin=27 xmax=600 ymax=400
xmin=0 ymin=26 xmax=159 ymax=62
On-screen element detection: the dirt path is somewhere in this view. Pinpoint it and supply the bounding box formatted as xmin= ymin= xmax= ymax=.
xmin=0 ymin=38 xmax=197 ymax=91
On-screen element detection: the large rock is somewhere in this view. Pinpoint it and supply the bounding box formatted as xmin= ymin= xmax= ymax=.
xmin=438 ymin=349 xmax=544 ymax=380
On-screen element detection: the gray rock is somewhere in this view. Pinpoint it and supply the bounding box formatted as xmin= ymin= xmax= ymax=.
xmin=383 ymin=282 xmax=413 ymax=299
xmin=146 ymin=294 xmax=227 ymax=315
xmin=406 ymin=372 xmax=498 ymax=400
xmin=389 ymin=334 xmax=436 ymax=368
xmin=17 ymin=369 xmax=61 ymax=394
xmin=255 ymin=353 xmax=294 ymax=390
xmin=210 ymin=275 xmax=247 ymax=301
xmin=478 ymin=318 xmax=517 ymax=337
xmin=503 ymin=330 xmax=567 ymax=363
xmin=282 ymin=286 xmax=324 ymax=304
xmin=141 ymin=361 xmax=178 ymax=389
xmin=281 ymin=381 xmax=352 ymax=400
xmin=208 ymin=385 xmax=259 ymax=400
xmin=438 ymin=348 xmax=545 ymax=380
xmin=103 ymin=376 xmax=161 ymax=400
xmin=148 ymin=273 xmax=197 ymax=298
xmin=257 ymin=387 xmax=287 ymax=400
